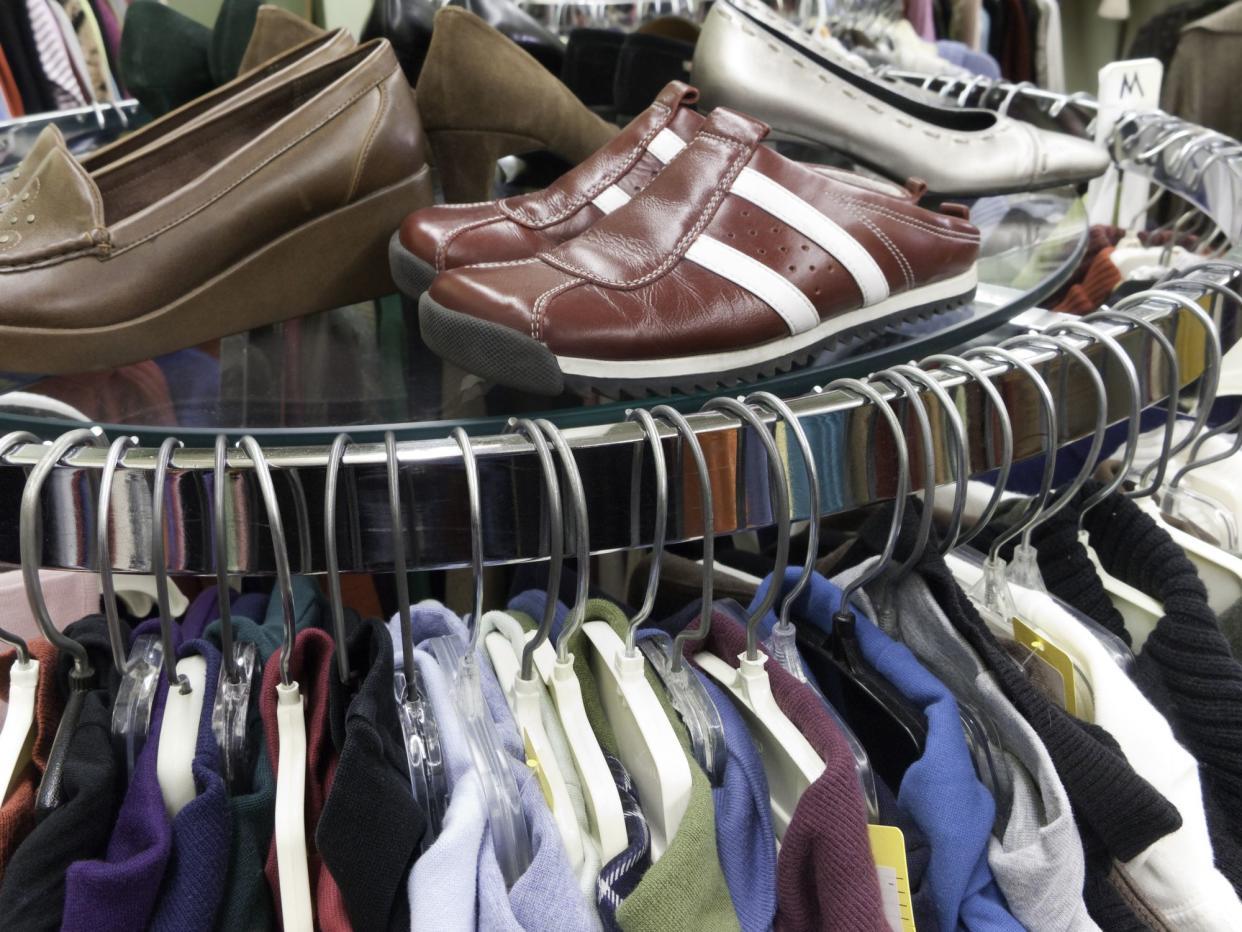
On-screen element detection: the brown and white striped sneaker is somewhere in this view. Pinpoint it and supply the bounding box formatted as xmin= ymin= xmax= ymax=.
xmin=389 ymin=80 xmax=705 ymax=300
xmin=418 ymin=106 xmax=980 ymax=395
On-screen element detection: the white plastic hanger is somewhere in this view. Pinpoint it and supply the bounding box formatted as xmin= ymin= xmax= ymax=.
xmin=18 ymin=428 xmax=106 ymax=813
xmin=580 ymin=408 xmax=691 ymax=859
xmin=148 ymin=438 xmax=205 ymax=820
xmin=746 ymin=390 xmax=881 ymax=822
xmin=693 ymin=396 xmax=825 ymax=839
xmin=239 ymin=435 xmax=312 ymax=930
xmin=635 ymin=407 xmax=727 ymax=788
xmin=524 ymin=418 xmax=627 ymax=864
xmin=483 ymin=419 xmax=583 ymax=869
xmin=0 ymin=431 xmax=40 ymax=802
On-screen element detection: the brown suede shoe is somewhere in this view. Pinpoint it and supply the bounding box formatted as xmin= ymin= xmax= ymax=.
xmin=419 ymin=107 xmax=979 ymax=395
xmin=0 ymin=40 xmax=432 ymax=375
xmin=390 ymin=80 xmax=703 ymax=300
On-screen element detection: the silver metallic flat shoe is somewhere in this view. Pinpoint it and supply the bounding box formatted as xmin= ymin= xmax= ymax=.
xmin=691 ymin=0 xmax=1110 ymax=198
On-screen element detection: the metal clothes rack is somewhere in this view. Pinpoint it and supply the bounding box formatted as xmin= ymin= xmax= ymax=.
xmin=0 ymin=265 xmax=1234 ymax=577
xmin=872 ymin=69 xmax=1242 ymax=241
xmin=0 ymin=100 xmax=143 ymax=168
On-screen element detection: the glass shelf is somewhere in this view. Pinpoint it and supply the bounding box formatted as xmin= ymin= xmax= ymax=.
xmin=0 ymin=186 xmax=1086 ymax=444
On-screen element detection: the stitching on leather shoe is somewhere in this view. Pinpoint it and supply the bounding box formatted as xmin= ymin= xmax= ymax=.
xmin=437 ymin=212 xmax=504 ymax=270
xmin=537 ymin=137 xmax=750 ymax=289
xmin=467 ymin=257 xmax=541 ymax=270
xmin=860 ymin=218 xmax=913 ymax=290
xmin=532 ymin=277 xmax=583 ymax=343
xmin=503 ymin=102 xmax=674 ymax=228
xmin=346 ymin=81 xmax=390 ymax=204
xmin=109 ymin=61 xmax=398 ymax=256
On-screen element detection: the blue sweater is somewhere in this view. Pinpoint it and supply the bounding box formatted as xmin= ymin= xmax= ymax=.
xmin=750 ymin=570 xmax=1023 ymax=932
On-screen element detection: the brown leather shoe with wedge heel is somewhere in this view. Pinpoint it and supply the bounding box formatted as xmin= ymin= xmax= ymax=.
xmin=0 ymin=39 xmax=432 ymax=375
xmin=415 ymin=7 xmax=619 ymax=203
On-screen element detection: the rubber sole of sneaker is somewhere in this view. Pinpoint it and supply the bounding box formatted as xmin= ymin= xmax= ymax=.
xmin=418 ymin=267 xmax=978 ymax=396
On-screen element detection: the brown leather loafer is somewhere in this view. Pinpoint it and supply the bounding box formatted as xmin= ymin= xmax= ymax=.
xmin=0 ymin=40 xmax=432 ymax=375
xmin=419 ymin=107 xmax=979 ymax=395
xmin=389 ymin=79 xmax=704 ymax=300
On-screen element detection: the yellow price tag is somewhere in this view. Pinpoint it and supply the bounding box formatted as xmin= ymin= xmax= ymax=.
xmin=1012 ymin=618 xmax=1078 ymax=717
xmin=869 ymin=824 xmax=916 ymax=932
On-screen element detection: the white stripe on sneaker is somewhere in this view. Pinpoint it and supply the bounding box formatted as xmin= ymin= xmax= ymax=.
xmin=730 ymin=168 xmax=890 ymax=306
xmin=647 ymin=128 xmax=687 ymax=164
xmin=684 ymin=235 xmax=820 ymax=334
xmin=591 ymin=185 xmax=632 ymax=214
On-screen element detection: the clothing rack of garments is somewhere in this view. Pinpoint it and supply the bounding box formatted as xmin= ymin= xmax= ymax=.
xmin=0 ymin=262 xmax=1235 ymax=578
xmin=0 ymin=96 xmax=139 ymax=167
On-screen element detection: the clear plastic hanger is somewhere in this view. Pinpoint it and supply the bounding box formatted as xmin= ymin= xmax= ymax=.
xmin=1105 ymin=288 xmax=1242 ymax=611
xmin=236 ymin=435 xmax=312 ymax=929
xmin=579 ymin=408 xmax=692 ymax=859
xmin=150 ymin=438 xmax=205 ymax=820
xmin=0 ymin=431 xmax=41 ymax=802
xmin=637 ymin=405 xmax=727 ymax=787
xmin=693 ymin=395 xmax=826 ymax=840
xmin=958 ymin=345 xmax=1058 ymax=627
xmin=324 ymin=434 xmax=359 ymax=686
xmin=100 ymin=433 xmax=165 ymax=775
xmin=803 ymin=378 xmax=930 ymax=788
xmin=996 ymin=332 xmax=1109 ymax=594
xmin=210 ymin=435 xmax=256 ymax=789
xmin=381 ymin=432 xmax=454 ymax=856
xmin=522 ymin=418 xmax=628 ymax=863
xmin=22 ymin=427 xmax=106 ymax=812
xmin=743 ymin=390 xmax=880 ymax=823
xmin=866 ymin=367 xmax=1015 ymax=827
xmin=431 ymin=426 xmax=536 ymax=880
xmin=479 ymin=418 xmax=578 ymax=872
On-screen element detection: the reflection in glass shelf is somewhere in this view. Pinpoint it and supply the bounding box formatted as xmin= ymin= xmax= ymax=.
xmin=0 ymin=189 xmax=1087 ymax=442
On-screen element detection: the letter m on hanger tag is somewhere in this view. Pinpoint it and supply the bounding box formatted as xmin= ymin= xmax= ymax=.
xmin=1087 ymin=58 xmax=1163 ymax=228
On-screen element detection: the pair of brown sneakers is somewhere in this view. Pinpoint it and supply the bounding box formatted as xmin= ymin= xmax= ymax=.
xmin=0 ymin=11 xmax=431 ymax=375
xmin=394 ymin=81 xmax=981 ymax=395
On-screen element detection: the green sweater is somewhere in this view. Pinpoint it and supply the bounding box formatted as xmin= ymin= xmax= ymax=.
xmin=514 ymin=599 xmax=740 ymax=932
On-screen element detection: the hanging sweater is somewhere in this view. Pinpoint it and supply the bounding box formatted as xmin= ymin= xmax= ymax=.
xmin=847 ymin=505 xmax=1182 ymax=930
xmin=1010 ymin=484 xmax=1242 ymax=895
xmin=0 ymin=640 xmax=61 ymax=886
xmin=0 ymin=617 xmax=127 ymax=932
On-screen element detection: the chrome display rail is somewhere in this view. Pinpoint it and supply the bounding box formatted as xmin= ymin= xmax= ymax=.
xmin=874 ymin=69 xmax=1242 ymax=244
xmin=0 ymin=265 xmax=1234 ymax=576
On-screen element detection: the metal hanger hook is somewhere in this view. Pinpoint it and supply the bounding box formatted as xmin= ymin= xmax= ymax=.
xmin=650 ymin=405 xmax=714 ymax=674
xmin=384 ymin=431 xmax=414 ymax=698
xmin=998 ymin=333 xmax=1107 ymax=540
xmin=1109 ymin=288 xmax=1221 ymax=474
xmin=20 ymin=428 xmax=106 ymax=680
xmin=212 ymin=435 xmax=240 ymax=685
xmin=869 ymin=368 xmax=936 ymax=581
xmin=506 ymin=419 xmax=563 ymax=682
xmin=451 ymin=428 xmax=486 ymax=654
xmin=961 ymin=345 xmax=1058 ymax=561
xmin=623 ymin=409 xmax=669 ymax=655
xmin=918 ymin=354 xmax=1015 ymax=549
xmin=816 ymin=378 xmax=909 ymax=625
xmin=1083 ymin=310 xmax=1179 ymax=498
xmin=324 ymin=434 xmax=353 ymax=684
xmin=702 ymin=396 xmax=791 ymax=662
xmin=743 ymin=391 xmax=820 ymax=633
xmin=535 ymin=419 xmax=590 ymax=663
xmin=98 ymin=433 xmax=139 ymax=673
xmin=1044 ymin=320 xmax=1143 ymax=523
xmin=152 ymin=437 xmax=191 ymax=694
xmin=887 ymin=363 xmax=970 ymax=556
xmin=237 ymin=436 xmax=297 ymax=689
